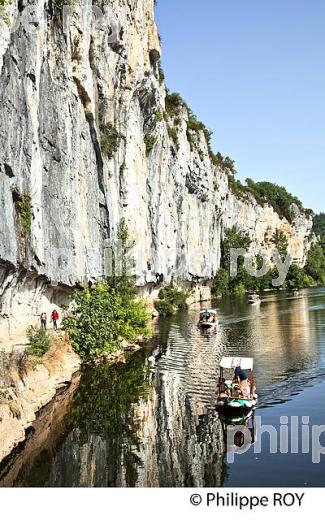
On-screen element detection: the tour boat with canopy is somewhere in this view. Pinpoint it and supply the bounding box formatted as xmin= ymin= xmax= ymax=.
xmin=198 ymin=309 xmax=218 ymax=330
xmin=216 ymin=357 xmax=258 ymax=413
xmin=248 ymin=294 xmax=261 ymax=305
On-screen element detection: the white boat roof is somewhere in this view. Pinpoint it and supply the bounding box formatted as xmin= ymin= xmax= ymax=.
xmin=220 ymin=357 xmax=254 ymax=370
xmin=200 ymin=309 xmax=217 ymax=315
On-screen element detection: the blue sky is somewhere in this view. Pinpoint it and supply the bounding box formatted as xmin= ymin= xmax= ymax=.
xmin=155 ymin=0 xmax=324 ymax=213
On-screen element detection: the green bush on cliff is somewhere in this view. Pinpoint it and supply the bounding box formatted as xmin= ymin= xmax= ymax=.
xmin=63 ymin=282 xmax=151 ymax=359
xmin=26 ymin=327 xmax=50 ymax=357
xmin=145 ymin=135 xmax=157 ymax=156
xmin=212 ymin=268 xmax=229 ymax=296
xmin=0 ymin=0 xmax=12 ymax=26
xmin=15 ymin=195 xmax=32 ymax=237
xmin=154 ymin=281 xmax=191 ymax=316
xmin=100 ymin=122 xmax=121 ymax=159
xmin=63 ymin=219 xmax=151 ymax=359
xmin=245 ymin=179 xmax=307 ymax=223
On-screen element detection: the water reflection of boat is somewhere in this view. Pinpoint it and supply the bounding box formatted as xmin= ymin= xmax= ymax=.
xmin=248 ymin=294 xmax=261 ymax=305
xmin=220 ymin=410 xmax=256 ymax=449
xmin=198 ymin=309 xmax=218 ymax=330
xmin=216 ymin=357 xmax=258 ymax=413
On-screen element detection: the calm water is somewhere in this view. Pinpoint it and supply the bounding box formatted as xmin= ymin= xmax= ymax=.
xmin=1 ymin=288 xmax=325 ymax=487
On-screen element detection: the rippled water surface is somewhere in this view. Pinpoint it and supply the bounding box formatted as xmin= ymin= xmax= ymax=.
xmin=1 ymin=288 xmax=325 ymax=487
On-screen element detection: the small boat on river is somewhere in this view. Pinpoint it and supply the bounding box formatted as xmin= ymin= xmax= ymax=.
xmin=198 ymin=309 xmax=218 ymax=330
xmin=248 ymin=294 xmax=261 ymax=306
xmin=216 ymin=357 xmax=258 ymax=413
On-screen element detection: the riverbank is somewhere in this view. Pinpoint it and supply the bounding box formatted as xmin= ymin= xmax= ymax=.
xmin=0 ymin=334 xmax=80 ymax=463
xmin=0 ymin=329 xmax=155 ymax=465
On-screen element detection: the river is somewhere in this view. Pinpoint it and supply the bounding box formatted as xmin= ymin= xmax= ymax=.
xmin=1 ymin=287 xmax=325 ymax=487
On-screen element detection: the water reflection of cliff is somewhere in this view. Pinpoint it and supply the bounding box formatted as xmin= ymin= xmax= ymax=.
xmin=44 ymin=322 xmax=226 ymax=487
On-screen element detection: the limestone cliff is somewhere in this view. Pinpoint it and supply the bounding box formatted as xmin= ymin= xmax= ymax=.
xmin=0 ymin=0 xmax=313 ymax=341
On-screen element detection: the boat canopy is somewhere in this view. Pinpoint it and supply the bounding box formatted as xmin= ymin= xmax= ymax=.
xmin=200 ymin=309 xmax=217 ymax=315
xmin=220 ymin=357 xmax=254 ymax=370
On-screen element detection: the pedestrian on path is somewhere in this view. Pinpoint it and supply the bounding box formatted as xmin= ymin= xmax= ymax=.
xmin=40 ymin=312 xmax=47 ymax=330
xmin=51 ymin=309 xmax=59 ymax=330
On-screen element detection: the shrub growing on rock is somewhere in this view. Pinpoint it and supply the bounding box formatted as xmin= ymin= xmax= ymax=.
xmin=154 ymin=281 xmax=191 ymax=316
xmin=63 ymin=219 xmax=152 ymax=359
xmin=26 ymin=327 xmax=50 ymax=357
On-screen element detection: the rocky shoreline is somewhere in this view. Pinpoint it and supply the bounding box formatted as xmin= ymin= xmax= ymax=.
xmin=0 ymin=335 xmax=80 ymax=464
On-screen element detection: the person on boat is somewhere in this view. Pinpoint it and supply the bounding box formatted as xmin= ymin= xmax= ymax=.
xmin=234 ymin=365 xmax=250 ymax=398
xmin=203 ymin=309 xmax=210 ymax=322
xmin=217 ymin=378 xmax=230 ymax=397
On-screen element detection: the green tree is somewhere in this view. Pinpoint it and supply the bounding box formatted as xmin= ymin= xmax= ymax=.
xmin=222 ymin=227 xmax=251 ymax=271
xmin=26 ymin=327 xmax=50 ymax=357
xmin=244 ymin=180 xmax=306 ymax=223
xmin=305 ymin=245 xmax=325 ymax=284
xmin=271 ymin=229 xmax=289 ymax=261
xmin=212 ymin=268 xmax=229 ymax=296
xmin=107 ymin=218 xmax=137 ymax=304
xmin=313 ymin=213 xmax=325 ymax=238
xmin=286 ymin=264 xmax=310 ymax=289
xmin=154 ymin=279 xmax=191 ymax=316
xmin=63 ymin=220 xmax=151 ymax=359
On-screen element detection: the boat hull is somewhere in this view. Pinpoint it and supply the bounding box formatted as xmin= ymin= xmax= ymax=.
xmin=217 ymin=396 xmax=258 ymax=413
xmin=198 ymin=322 xmax=216 ymax=329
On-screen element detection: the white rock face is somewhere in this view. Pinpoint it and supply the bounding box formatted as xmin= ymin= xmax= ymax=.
xmin=0 ymin=0 xmax=313 ymax=341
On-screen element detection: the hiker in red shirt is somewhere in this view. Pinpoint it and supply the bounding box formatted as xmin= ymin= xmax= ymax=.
xmin=51 ymin=309 xmax=59 ymax=330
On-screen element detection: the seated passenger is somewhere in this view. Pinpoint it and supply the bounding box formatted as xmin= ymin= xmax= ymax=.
xmin=217 ymin=378 xmax=230 ymax=397
xmin=203 ymin=309 xmax=210 ymax=321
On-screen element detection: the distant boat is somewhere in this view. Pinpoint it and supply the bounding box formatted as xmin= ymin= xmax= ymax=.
xmin=216 ymin=357 xmax=258 ymax=413
xmin=248 ymin=294 xmax=261 ymax=305
xmin=198 ymin=309 xmax=218 ymax=330
xmin=292 ymin=288 xmax=300 ymax=296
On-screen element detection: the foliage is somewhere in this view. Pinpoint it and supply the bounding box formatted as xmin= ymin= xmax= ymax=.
xmin=232 ymin=282 xmax=246 ymax=295
xmin=271 ymin=229 xmax=289 ymax=261
xmin=0 ymin=0 xmax=11 ymax=26
xmin=245 ymin=179 xmax=305 ymax=223
xmin=100 ymin=122 xmax=121 ymax=159
xmin=212 ymin=152 xmax=237 ymax=175
xmin=158 ymin=64 xmax=165 ymax=84
xmin=222 ymin=227 xmax=251 ymax=271
xmin=26 ymin=327 xmax=50 ymax=357
xmin=167 ymin=125 xmax=179 ymax=150
xmin=15 ymin=195 xmax=32 ymax=237
xmin=145 ymin=135 xmax=157 ymax=156
xmin=165 ymin=92 xmax=187 ymax=117
xmin=154 ymin=299 xmax=175 ymax=317
xmin=63 ymin=220 xmax=151 ymax=359
xmin=212 ymin=268 xmax=229 ymax=296
xmin=305 ymin=244 xmax=325 ymax=285
xmin=286 ymin=264 xmax=313 ymax=289
xmin=313 ymin=213 xmax=325 ymax=238
xmin=154 ymin=280 xmax=191 ymax=316
xmin=63 ymin=282 xmax=151 ymax=359
xmin=107 ymin=218 xmax=137 ymax=303
xmin=187 ymin=110 xmax=212 ymax=149
xmin=154 ymin=110 xmax=163 ymax=124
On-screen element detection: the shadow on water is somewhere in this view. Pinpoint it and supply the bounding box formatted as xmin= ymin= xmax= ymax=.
xmin=1 ymin=287 xmax=325 ymax=487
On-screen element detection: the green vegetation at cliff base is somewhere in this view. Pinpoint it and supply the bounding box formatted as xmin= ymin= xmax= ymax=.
xmin=63 ymin=219 xmax=152 ymax=360
xmin=154 ymin=280 xmax=191 ymax=316
xmin=213 ymin=225 xmax=325 ymax=297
